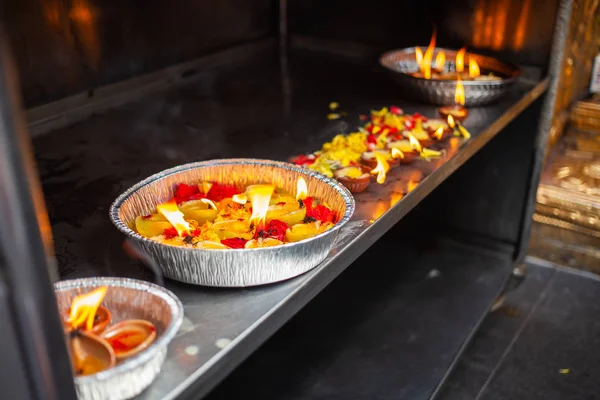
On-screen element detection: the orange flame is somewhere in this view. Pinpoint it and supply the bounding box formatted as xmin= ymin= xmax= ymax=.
xmin=391 ymin=148 xmax=404 ymax=159
xmin=435 ymin=51 xmax=446 ymax=71
xmin=157 ymin=199 xmax=191 ymax=236
xmin=296 ymin=177 xmax=308 ymax=200
xmin=68 ymin=287 xmax=108 ymax=331
xmin=370 ymin=152 xmax=390 ymax=184
xmin=415 ymin=47 xmax=423 ymax=67
xmin=455 ymin=77 xmax=465 ymax=106
xmin=247 ymin=184 xmax=274 ymax=230
xmin=469 ymin=58 xmax=480 ymax=78
xmin=434 ymin=126 xmax=444 ymax=140
xmin=200 ymin=181 xmax=213 ymax=194
xmin=456 ymin=47 xmax=466 ymax=73
xmin=447 ymin=114 xmax=455 ymax=128
xmin=421 ymin=29 xmax=436 ymax=79
xmin=408 ymin=133 xmax=423 ymax=153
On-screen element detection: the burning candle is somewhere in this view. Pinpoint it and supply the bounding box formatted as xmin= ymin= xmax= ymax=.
xmin=438 ymin=76 xmax=469 ymax=122
xmin=296 ymin=177 xmax=308 ymax=200
xmin=247 ymin=184 xmax=274 ymax=231
xmin=157 ymin=199 xmax=192 ymax=237
xmin=455 ymin=47 xmax=466 ymax=73
xmin=370 ymin=152 xmax=390 ymax=184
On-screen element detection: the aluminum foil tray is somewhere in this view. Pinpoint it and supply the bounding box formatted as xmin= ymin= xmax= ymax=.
xmin=55 ymin=277 xmax=184 ymax=400
xmin=379 ymin=47 xmax=521 ymax=106
xmin=110 ymin=159 xmax=355 ymax=287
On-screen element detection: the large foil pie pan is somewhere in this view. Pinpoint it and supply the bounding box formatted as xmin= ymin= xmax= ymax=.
xmin=109 ymin=159 xmax=355 ymax=287
xmin=379 ymin=47 xmax=521 ymax=106
xmin=55 ymin=277 xmax=184 ymax=400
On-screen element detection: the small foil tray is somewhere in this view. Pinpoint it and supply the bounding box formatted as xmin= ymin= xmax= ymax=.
xmin=110 ymin=159 xmax=355 ymax=287
xmin=379 ymin=47 xmax=521 ymax=106
xmin=55 ymin=277 xmax=184 ymax=400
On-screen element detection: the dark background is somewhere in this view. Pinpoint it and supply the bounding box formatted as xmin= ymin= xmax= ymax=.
xmin=3 ymin=0 xmax=559 ymax=108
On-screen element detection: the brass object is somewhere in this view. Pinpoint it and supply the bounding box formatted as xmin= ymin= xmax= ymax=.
xmin=550 ymin=0 xmax=600 ymax=143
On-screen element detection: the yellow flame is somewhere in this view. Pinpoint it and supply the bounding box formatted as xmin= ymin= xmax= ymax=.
xmin=231 ymin=194 xmax=247 ymax=204
xmin=200 ymin=181 xmax=213 ymax=194
xmin=435 ymin=51 xmax=446 ymax=71
xmin=247 ymin=184 xmax=274 ymax=230
xmin=457 ymin=123 xmax=472 ymax=139
xmin=370 ymin=152 xmax=390 ymax=184
xmin=434 ymin=126 xmax=444 ymax=140
xmin=391 ymin=148 xmax=404 ymax=159
xmin=421 ymin=29 xmax=436 ymax=79
xmin=415 ymin=47 xmax=423 ymax=67
xmin=469 ymin=58 xmax=480 ymax=78
xmin=456 ymin=47 xmax=466 ymax=73
xmin=68 ymin=287 xmax=108 ymax=331
xmin=157 ymin=199 xmax=192 ymax=236
xmin=296 ymin=177 xmax=308 ymax=200
xmin=408 ymin=133 xmax=423 ymax=153
xmin=455 ymin=77 xmax=465 ymax=106
xmin=200 ymin=198 xmax=218 ymax=210
xmin=447 ymin=114 xmax=455 ymax=128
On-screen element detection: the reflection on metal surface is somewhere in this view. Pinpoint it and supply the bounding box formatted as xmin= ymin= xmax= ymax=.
xmin=471 ymin=0 xmax=532 ymax=51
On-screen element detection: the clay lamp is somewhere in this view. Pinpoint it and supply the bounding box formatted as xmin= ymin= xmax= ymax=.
xmin=424 ymin=118 xmax=453 ymax=141
xmin=63 ymin=305 xmax=111 ymax=335
xmin=64 ymin=287 xmax=117 ymax=376
xmin=387 ymin=134 xmax=422 ymax=164
xmin=334 ymin=166 xmax=371 ymax=193
xmin=101 ymin=320 xmax=157 ymax=360
xmin=439 ymin=76 xmax=469 ymax=122
xmin=69 ymin=330 xmax=116 ymax=376
xmin=404 ymin=117 xmax=435 ymax=147
xmin=361 ymin=149 xmax=402 ymax=169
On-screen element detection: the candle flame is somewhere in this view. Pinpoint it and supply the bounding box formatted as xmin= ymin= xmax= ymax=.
xmin=296 ymin=177 xmax=308 ymax=200
xmin=247 ymin=184 xmax=274 ymax=230
xmin=435 ymin=51 xmax=446 ymax=71
xmin=421 ymin=29 xmax=436 ymax=79
xmin=408 ymin=133 xmax=423 ymax=153
xmin=391 ymin=148 xmax=404 ymax=159
xmin=447 ymin=114 xmax=455 ymax=128
xmin=157 ymin=199 xmax=192 ymax=236
xmin=415 ymin=47 xmax=423 ymax=67
xmin=455 ymin=77 xmax=465 ymax=106
xmin=232 ymin=194 xmax=247 ymax=204
xmin=370 ymin=152 xmax=390 ymax=184
xmin=200 ymin=181 xmax=213 ymax=194
xmin=68 ymin=287 xmax=108 ymax=331
xmin=456 ymin=47 xmax=466 ymax=73
xmin=469 ymin=58 xmax=480 ymax=78
xmin=434 ymin=126 xmax=445 ymax=140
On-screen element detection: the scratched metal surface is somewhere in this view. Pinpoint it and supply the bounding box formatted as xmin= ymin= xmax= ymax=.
xmin=32 ymin=49 xmax=546 ymax=399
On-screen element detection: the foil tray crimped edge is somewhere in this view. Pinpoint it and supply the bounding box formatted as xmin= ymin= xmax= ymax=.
xmin=55 ymin=277 xmax=184 ymax=400
xmin=109 ymin=159 xmax=355 ymax=287
xmin=379 ymin=47 xmax=521 ymax=107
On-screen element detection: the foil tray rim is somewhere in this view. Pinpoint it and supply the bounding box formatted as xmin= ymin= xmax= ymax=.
xmin=54 ymin=277 xmax=184 ymax=384
xmin=379 ymin=46 xmax=521 ymax=85
xmin=108 ymin=158 xmax=355 ymax=253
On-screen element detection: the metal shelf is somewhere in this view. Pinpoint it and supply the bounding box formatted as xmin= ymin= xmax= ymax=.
xmin=32 ymin=46 xmax=548 ymax=399
xmin=204 ymin=235 xmax=513 ymax=400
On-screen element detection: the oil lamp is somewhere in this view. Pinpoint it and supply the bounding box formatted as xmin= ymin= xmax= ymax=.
xmin=439 ymin=76 xmax=469 ymax=122
xmin=101 ymin=319 xmax=157 ymax=360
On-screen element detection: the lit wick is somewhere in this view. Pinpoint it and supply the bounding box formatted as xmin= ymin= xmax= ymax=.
xmin=439 ymin=76 xmax=469 ymax=122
